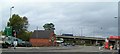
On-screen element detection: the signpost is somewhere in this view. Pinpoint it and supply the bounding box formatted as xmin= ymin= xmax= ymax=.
xmin=4 ymin=26 xmax=12 ymax=36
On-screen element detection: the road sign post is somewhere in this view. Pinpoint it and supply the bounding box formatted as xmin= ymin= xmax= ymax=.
xmin=4 ymin=26 xmax=12 ymax=36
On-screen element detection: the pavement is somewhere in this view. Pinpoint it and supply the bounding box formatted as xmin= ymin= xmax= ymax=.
xmin=1 ymin=46 xmax=119 ymax=54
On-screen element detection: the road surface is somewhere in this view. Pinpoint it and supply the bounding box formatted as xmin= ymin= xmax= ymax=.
xmin=1 ymin=46 xmax=118 ymax=54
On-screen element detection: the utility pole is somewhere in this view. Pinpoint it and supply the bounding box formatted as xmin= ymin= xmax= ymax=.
xmin=72 ymin=27 xmax=73 ymax=35
xmin=36 ymin=26 xmax=39 ymax=30
xmin=36 ymin=26 xmax=39 ymax=39
xmin=81 ymin=27 xmax=83 ymax=36
xmin=80 ymin=27 xmax=83 ymax=36
xmin=118 ymin=1 xmax=120 ymax=53
xmin=100 ymin=27 xmax=103 ymax=37
xmin=59 ymin=29 xmax=63 ymax=35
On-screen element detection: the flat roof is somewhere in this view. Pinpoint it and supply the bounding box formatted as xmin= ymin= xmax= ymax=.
xmin=56 ymin=35 xmax=105 ymax=40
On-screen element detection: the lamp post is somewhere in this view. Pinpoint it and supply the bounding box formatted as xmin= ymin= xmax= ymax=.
xmin=113 ymin=17 xmax=118 ymax=50
xmin=10 ymin=6 xmax=17 ymax=49
xmin=114 ymin=17 xmax=120 ymax=52
xmin=10 ymin=6 xmax=14 ymax=18
xmin=114 ymin=16 xmax=118 ymax=36
xmin=6 ymin=6 xmax=14 ymax=36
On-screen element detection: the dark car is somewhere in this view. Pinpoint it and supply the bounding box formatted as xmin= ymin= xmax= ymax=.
xmin=64 ymin=43 xmax=67 ymax=46
xmin=2 ymin=42 xmax=11 ymax=48
xmin=21 ymin=41 xmax=32 ymax=47
xmin=71 ymin=43 xmax=75 ymax=46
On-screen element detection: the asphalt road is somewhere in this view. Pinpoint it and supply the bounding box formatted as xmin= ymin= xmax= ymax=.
xmin=1 ymin=46 xmax=119 ymax=54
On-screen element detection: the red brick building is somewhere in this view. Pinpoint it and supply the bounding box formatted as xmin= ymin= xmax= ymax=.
xmin=30 ymin=30 xmax=56 ymax=47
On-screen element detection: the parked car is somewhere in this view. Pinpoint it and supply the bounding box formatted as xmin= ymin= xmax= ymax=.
xmin=21 ymin=41 xmax=32 ymax=47
xmin=2 ymin=42 xmax=11 ymax=48
xmin=64 ymin=43 xmax=67 ymax=46
xmin=63 ymin=43 xmax=75 ymax=46
xmin=2 ymin=36 xmax=32 ymax=48
xmin=71 ymin=43 xmax=75 ymax=46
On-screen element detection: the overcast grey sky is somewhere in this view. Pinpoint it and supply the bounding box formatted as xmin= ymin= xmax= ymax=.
xmin=0 ymin=0 xmax=119 ymax=38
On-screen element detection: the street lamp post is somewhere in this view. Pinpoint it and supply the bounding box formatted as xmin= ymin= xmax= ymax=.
xmin=10 ymin=6 xmax=17 ymax=49
xmin=114 ymin=17 xmax=118 ymax=36
xmin=10 ymin=6 xmax=14 ymax=18
xmin=113 ymin=17 xmax=119 ymax=50
xmin=6 ymin=6 xmax=14 ymax=36
xmin=114 ymin=16 xmax=120 ymax=52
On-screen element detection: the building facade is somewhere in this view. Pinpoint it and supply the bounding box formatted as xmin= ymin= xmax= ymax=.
xmin=30 ymin=30 xmax=56 ymax=47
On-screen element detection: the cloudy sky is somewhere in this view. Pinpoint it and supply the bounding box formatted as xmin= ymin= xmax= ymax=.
xmin=0 ymin=0 xmax=119 ymax=38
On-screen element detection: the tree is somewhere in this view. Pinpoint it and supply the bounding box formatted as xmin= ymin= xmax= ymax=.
xmin=0 ymin=30 xmax=5 ymax=35
xmin=43 ymin=23 xmax=55 ymax=31
xmin=7 ymin=14 xmax=29 ymax=40
xmin=7 ymin=14 xmax=29 ymax=32
xmin=18 ymin=31 xmax=32 ymax=41
xmin=43 ymin=23 xmax=56 ymax=46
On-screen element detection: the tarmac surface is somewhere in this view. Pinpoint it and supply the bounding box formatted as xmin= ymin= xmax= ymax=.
xmin=1 ymin=46 xmax=119 ymax=54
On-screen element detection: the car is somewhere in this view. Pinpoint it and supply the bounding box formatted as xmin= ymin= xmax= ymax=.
xmin=64 ymin=43 xmax=67 ymax=46
xmin=71 ymin=43 xmax=75 ymax=46
xmin=2 ymin=42 xmax=11 ymax=48
xmin=2 ymin=36 xmax=32 ymax=48
xmin=21 ymin=41 xmax=32 ymax=47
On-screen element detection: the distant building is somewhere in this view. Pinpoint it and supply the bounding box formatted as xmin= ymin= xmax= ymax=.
xmin=30 ymin=30 xmax=56 ymax=47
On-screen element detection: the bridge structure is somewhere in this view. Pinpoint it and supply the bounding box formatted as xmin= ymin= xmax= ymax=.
xmin=56 ymin=35 xmax=105 ymax=46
